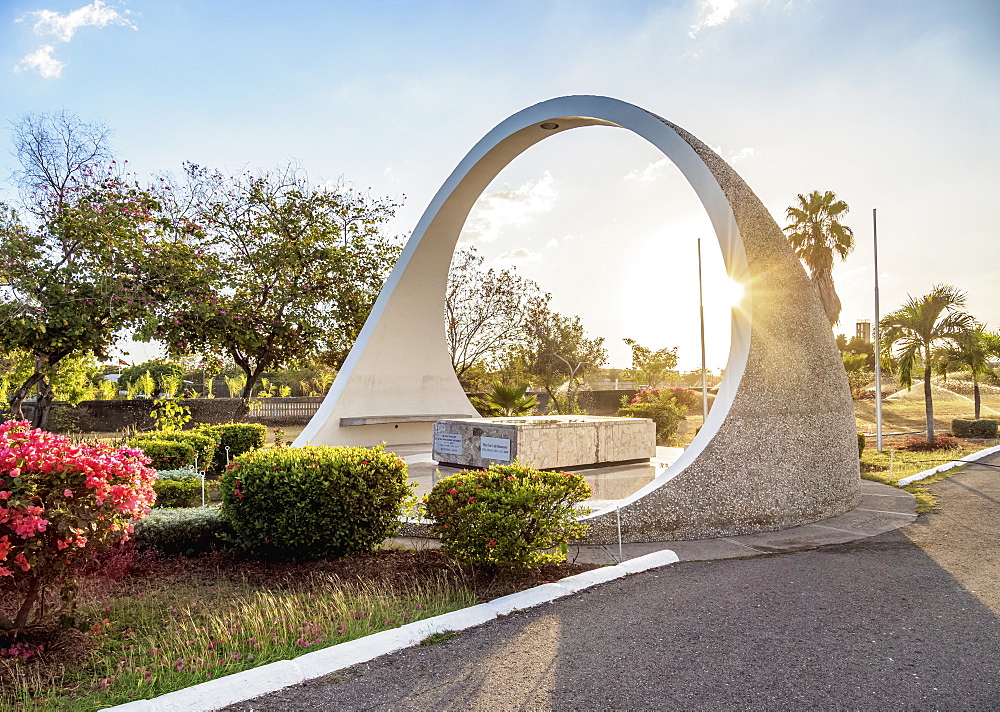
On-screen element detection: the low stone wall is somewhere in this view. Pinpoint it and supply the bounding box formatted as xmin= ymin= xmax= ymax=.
xmin=24 ymin=398 xmax=297 ymax=432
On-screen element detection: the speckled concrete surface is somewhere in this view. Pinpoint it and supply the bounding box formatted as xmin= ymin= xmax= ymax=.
xmin=579 ymin=116 xmax=860 ymax=543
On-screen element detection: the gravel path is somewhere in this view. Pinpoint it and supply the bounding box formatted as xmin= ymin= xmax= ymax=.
xmin=224 ymin=459 xmax=1000 ymax=711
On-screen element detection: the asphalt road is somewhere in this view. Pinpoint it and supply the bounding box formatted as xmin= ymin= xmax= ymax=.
xmin=224 ymin=456 xmax=1000 ymax=711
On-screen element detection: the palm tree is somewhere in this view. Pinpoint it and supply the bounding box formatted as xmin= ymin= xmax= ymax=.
xmin=471 ymin=382 xmax=538 ymax=417
xmin=784 ymin=190 xmax=855 ymax=326
xmin=880 ymin=284 xmax=977 ymax=442
xmin=936 ymin=327 xmax=1000 ymax=420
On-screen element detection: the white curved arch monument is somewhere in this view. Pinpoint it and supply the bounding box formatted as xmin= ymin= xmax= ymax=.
xmin=297 ymin=96 xmax=861 ymax=542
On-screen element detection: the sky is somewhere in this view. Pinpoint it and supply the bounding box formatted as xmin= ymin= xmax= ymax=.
xmin=1 ymin=0 xmax=998 ymax=371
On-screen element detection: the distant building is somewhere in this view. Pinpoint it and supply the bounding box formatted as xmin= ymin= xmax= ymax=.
xmin=855 ymin=320 xmax=871 ymax=344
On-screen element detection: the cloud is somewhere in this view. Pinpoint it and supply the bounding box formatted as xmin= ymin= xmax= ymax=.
xmin=14 ymin=45 xmax=65 ymax=79
xmin=689 ymin=0 xmax=740 ymax=38
xmin=494 ymin=248 xmax=543 ymax=267
xmin=624 ymin=158 xmax=670 ymax=183
xmin=461 ymin=171 xmax=557 ymax=242
xmin=545 ymin=233 xmax=581 ymax=249
xmin=728 ymin=146 xmax=756 ymax=161
xmin=25 ymin=1 xmax=135 ymax=42
xmin=15 ymin=1 xmax=136 ymax=79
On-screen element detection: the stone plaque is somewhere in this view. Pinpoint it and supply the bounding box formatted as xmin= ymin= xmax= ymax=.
xmin=480 ymin=436 xmax=512 ymax=462
xmin=433 ymin=432 xmax=463 ymax=456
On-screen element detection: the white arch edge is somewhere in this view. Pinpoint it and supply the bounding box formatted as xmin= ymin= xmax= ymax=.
xmin=295 ymin=96 xmax=753 ymax=516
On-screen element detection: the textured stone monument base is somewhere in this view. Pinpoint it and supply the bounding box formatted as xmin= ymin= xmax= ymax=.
xmin=433 ymin=416 xmax=656 ymax=470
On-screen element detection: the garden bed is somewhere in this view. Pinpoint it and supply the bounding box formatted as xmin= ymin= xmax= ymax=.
xmin=0 ymin=546 xmax=597 ymax=711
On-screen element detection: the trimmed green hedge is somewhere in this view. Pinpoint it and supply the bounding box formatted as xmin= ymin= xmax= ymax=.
xmin=131 ymin=431 xmax=218 ymax=472
xmin=132 ymin=507 xmax=232 ymax=556
xmin=858 ymin=433 xmax=866 ymax=457
xmin=220 ymin=445 xmax=412 ymax=561
xmin=197 ymin=423 xmax=266 ymax=473
xmin=952 ymin=418 xmax=998 ymax=439
xmin=153 ymin=479 xmax=202 ymax=509
xmin=134 ymin=439 xmax=196 ymax=470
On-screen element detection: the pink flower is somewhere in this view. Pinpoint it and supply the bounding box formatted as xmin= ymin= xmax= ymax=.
xmin=63 ymin=489 xmax=73 ymax=498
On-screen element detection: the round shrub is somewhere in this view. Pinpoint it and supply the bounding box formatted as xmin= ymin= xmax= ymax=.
xmin=152 ymin=479 xmax=202 ymax=509
xmin=197 ymin=423 xmax=266 ymax=474
xmin=220 ymin=445 xmax=412 ymax=561
xmin=424 ymin=463 xmax=592 ymax=569
xmin=618 ymin=387 xmax=687 ymax=444
xmin=130 ymin=431 xmax=218 ymax=472
xmin=858 ymin=433 xmax=866 ymax=457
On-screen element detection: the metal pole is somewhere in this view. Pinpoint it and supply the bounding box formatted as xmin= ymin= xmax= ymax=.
xmin=698 ymin=239 xmax=709 ymax=422
xmin=616 ymin=505 xmax=623 ymax=563
xmin=873 ymin=209 xmax=883 ymax=452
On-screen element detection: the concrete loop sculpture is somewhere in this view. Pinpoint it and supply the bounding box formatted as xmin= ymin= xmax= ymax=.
xmin=296 ymin=96 xmax=860 ymax=542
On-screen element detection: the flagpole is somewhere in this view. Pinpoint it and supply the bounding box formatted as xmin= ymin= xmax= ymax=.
xmin=698 ymin=238 xmax=709 ymax=422
xmin=873 ymin=208 xmax=883 ymax=452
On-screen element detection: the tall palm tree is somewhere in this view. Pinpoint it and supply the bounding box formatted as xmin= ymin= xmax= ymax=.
xmin=936 ymin=327 xmax=1000 ymax=420
xmin=784 ymin=190 xmax=855 ymax=326
xmin=880 ymin=284 xmax=977 ymax=442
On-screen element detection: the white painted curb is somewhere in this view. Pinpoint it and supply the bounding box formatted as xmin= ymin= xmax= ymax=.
xmin=102 ymin=548 xmax=679 ymax=711
xmin=896 ymin=444 xmax=1000 ymax=487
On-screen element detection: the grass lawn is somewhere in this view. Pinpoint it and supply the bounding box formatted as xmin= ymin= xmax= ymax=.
xmin=859 ymin=439 xmax=986 ymax=513
xmin=854 ymin=379 xmax=1000 ymax=435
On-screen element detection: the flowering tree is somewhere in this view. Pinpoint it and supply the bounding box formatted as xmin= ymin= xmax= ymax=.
xmin=0 ymin=112 xmax=205 ymax=426
xmin=0 ymin=421 xmax=156 ymax=635
xmin=143 ymin=163 xmax=402 ymax=407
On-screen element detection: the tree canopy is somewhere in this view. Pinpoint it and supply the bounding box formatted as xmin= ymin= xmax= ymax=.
xmin=621 ymin=338 xmax=679 ymax=388
xmin=0 ymin=112 xmax=202 ymax=425
xmin=142 ymin=163 xmax=402 ymax=403
xmin=445 ymin=246 xmax=548 ymax=384
xmin=507 ymin=302 xmax=607 ymax=414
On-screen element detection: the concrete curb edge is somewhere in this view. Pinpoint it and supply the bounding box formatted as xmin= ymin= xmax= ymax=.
xmin=896 ymin=444 xmax=1000 ymax=487
xmin=102 ymin=549 xmax=680 ymax=711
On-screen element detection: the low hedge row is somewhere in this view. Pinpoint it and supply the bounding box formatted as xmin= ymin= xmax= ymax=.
xmin=952 ymin=418 xmax=999 ymax=439
xmin=129 ymin=423 xmax=267 ymax=473
xmin=132 ymin=507 xmax=233 ymax=556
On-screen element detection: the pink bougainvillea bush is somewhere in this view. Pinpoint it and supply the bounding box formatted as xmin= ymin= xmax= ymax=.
xmin=0 ymin=421 xmax=156 ymax=633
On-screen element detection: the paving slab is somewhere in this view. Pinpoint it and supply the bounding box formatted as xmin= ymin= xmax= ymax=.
xmin=665 ymin=537 xmax=766 ymax=561
xmin=816 ymin=505 xmax=916 ymax=535
xmin=855 ymin=494 xmax=921 ymax=515
xmin=727 ymin=522 xmax=865 ymax=552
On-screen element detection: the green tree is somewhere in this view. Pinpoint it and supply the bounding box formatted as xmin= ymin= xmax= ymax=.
xmin=144 ymin=163 xmax=401 ymax=409
xmin=510 ymin=303 xmax=607 ymax=414
xmin=621 ymin=338 xmax=679 ymax=388
xmin=784 ymin=190 xmax=855 ymax=326
xmin=0 ymin=113 xmax=202 ymax=426
xmin=880 ymin=284 xmax=977 ymax=442
xmin=935 ymin=326 xmax=1000 ymax=420
xmin=445 ymin=246 xmax=548 ymax=384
